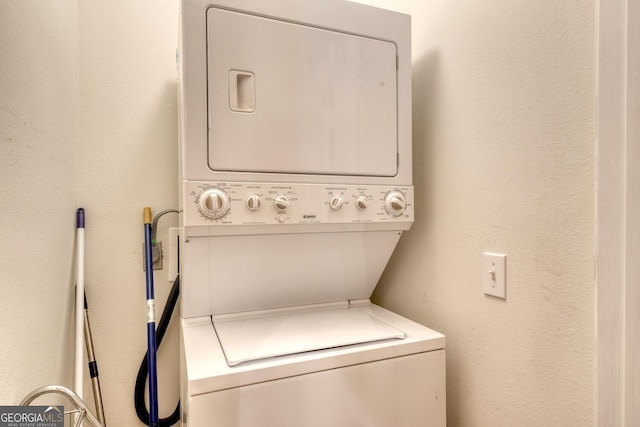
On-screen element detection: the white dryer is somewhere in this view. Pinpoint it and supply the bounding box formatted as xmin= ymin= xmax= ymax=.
xmin=178 ymin=1 xmax=446 ymax=426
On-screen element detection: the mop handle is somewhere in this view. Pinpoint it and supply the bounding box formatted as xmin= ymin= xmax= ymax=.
xmin=143 ymin=208 xmax=159 ymax=427
xmin=75 ymin=209 xmax=85 ymax=401
xmin=84 ymin=294 xmax=106 ymax=426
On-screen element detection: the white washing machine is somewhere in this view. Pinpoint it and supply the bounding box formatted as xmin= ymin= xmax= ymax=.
xmin=178 ymin=1 xmax=446 ymax=426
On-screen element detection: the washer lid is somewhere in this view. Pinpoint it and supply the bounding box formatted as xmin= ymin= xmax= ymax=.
xmin=212 ymin=303 xmax=405 ymax=367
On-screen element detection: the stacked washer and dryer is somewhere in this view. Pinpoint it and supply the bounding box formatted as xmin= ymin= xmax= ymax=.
xmin=178 ymin=1 xmax=446 ymax=425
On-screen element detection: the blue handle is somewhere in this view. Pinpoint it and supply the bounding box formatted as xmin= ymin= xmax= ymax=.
xmin=146 ymin=322 xmax=158 ymax=426
xmin=76 ymin=208 xmax=85 ymax=229
xmin=144 ymin=222 xmax=158 ymax=427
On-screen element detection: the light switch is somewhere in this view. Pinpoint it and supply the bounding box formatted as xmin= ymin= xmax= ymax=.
xmin=483 ymin=252 xmax=506 ymax=299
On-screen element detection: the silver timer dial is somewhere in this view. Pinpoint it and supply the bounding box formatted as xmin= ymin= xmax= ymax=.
xmin=197 ymin=188 xmax=230 ymax=220
xmin=384 ymin=191 xmax=407 ymax=217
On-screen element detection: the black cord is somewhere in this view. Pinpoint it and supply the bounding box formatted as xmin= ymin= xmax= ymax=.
xmin=134 ymin=274 xmax=181 ymax=426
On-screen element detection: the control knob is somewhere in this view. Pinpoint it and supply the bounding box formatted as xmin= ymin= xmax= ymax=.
xmin=330 ymin=196 xmax=344 ymax=211
xmin=197 ymin=188 xmax=230 ymax=220
xmin=384 ymin=191 xmax=407 ymax=217
xmin=246 ymin=194 xmax=261 ymax=211
xmin=355 ymin=195 xmax=369 ymax=210
xmin=274 ymin=195 xmax=290 ymax=211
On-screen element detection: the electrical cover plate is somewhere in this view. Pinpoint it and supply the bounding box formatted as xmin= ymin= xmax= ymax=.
xmin=483 ymin=252 xmax=506 ymax=299
xmin=142 ymin=241 xmax=162 ymax=271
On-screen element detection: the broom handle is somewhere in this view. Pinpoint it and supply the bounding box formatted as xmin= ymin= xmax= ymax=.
xmin=143 ymin=208 xmax=158 ymax=427
xmin=75 ymin=209 xmax=85 ymax=402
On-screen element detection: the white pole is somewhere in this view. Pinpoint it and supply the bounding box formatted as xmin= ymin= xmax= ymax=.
xmin=75 ymin=209 xmax=85 ymax=406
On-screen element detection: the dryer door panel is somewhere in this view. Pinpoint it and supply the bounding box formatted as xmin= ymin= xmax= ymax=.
xmin=207 ymin=8 xmax=398 ymax=177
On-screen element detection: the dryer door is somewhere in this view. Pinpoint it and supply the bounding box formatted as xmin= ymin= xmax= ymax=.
xmin=207 ymin=8 xmax=398 ymax=177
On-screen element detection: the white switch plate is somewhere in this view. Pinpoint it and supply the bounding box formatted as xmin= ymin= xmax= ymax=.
xmin=483 ymin=252 xmax=507 ymax=299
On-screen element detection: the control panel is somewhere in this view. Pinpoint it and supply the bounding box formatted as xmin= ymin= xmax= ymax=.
xmin=183 ymin=181 xmax=414 ymax=228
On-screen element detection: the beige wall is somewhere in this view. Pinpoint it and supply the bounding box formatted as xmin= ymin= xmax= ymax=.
xmin=0 ymin=0 xmax=180 ymax=422
xmin=357 ymin=0 xmax=595 ymax=425
xmin=1 ymin=0 xmax=596 ymax=425
xmin=76 ymin=0 xmax=181 ymax=422
xmin=0 ymin=0 xmax=79 ymax=404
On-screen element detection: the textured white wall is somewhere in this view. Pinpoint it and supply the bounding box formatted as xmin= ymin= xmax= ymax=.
xmin=354 ymin=1 xmax=595 ymax=426
xmin=77 ymin=0 xmax=180 ymax=424
xmin=0 ymin=0 xmax=79 ymax=403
